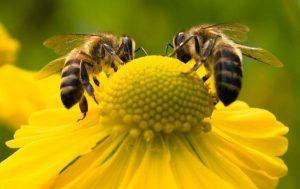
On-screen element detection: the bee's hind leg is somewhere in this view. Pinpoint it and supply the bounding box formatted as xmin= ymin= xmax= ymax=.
xmin=201 ymin=70 xmax=218 ymax=105
xmin=77 ymin=96 xmax=88 ymax=122
xmin=80 ymin=61 xmax=99 ymax=104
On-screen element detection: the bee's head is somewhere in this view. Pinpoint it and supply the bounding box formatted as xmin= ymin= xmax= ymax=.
xmin=117 ymin=36 xmax=136 ymax=63
xmin=172 ymin=32 xmax=192 ymax=63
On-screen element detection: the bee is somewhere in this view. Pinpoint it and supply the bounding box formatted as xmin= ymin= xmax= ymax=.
xmin=169 ymin=23 xmax=283 ymax=106
xmin=37 ymin=33 xmax=141 ymax=120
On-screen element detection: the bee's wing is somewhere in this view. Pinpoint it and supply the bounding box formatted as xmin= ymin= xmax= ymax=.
xmin=236 ymin=44 xmax=283 ymax=67
xmin=35 ymin=57 xmax=66 ymax=79
xmin=206 ymin=23 xmax=249 ymax=42
xmin=43 ymin=34 xmax=97 ymax=55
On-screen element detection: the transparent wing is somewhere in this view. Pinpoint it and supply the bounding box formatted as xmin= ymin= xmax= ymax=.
xmin=43 ymin=34 xmax=96 ymax=55
xmin=35 ymin=57 xmax=66 ymax=79
xmin=236 ymin=44 xmax=283 ymax=67
xmin=205 ymin=23 xmax=249 ymax=42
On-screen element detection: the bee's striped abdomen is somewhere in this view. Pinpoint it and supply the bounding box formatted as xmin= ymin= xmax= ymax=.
xmin=60 ymin=59 xmax=83 ymax=109
xmin=213 ymin=46 xmax=242 ymax=106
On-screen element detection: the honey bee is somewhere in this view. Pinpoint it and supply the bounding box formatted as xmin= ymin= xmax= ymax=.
xmin=169 ymin=23 xmax=283 ymax=106
xmin=37 ymin=33 xmax=143 ymax=120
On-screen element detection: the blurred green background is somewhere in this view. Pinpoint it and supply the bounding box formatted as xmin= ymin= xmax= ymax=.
xmin=0 ymin=0 xmax=299 ymax=188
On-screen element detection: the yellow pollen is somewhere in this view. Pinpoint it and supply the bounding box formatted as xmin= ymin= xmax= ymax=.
xmin=99 ymin=56 xmax=214 ymax=140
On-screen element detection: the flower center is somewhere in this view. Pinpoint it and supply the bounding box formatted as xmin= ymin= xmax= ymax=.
xmin=98 ymin=56 xmax=214 ymax=140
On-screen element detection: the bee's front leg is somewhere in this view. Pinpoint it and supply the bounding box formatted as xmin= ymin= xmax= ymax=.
xmin=168 ymin=35 xmax=198 ymax=57
xmin=111 ymin=62 xmax=118 ymax=72
xmin=93 ymin=76 xmax=100 ymax=86
xmin=102 ymin=44 xmax=124 ymax=65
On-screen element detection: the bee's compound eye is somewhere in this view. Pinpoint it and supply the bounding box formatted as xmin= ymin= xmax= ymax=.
xmin=119 ymin=36 xmax=134 ymax=62
xmin=174 ymin=32 xmax=186 ymax=47
xmin=121 ymin=36 xmax=131 ymax=46
xmin=120 ymin=37 xmax=131 ymax=50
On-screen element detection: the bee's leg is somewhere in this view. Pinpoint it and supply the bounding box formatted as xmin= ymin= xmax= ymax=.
xmin=102 ymin=44 xmax=124 ymax=65
xmin=185 ymin=38 xmax=216 ymax=73
xmin=200 ymin=38 xmax=216 ymax=61
xmin=168 ymin=35 xmax=198 ymax=57
xmin=183 ymin=58 xmax=203 ymax=74
xmin=164 ymin=43 xmax=173 ymax=55
xmin=93 ymin=76 xmax=100 ymax=86
xmin=202 ymin=75 xmax=210 ymax=82
xmin=80 ymin=61 xmax=99 ymax=104
xmin=135 ymin=47 xmax=148 ymax=56
xmin=202 ymin=72 xmax=211 ymax=82
xmin=77 ymin=96 xmax=88 ymax=122
xmin=201 ymin=63 xmax=212 ymax=82
xmin=111 ymin=62 xmax=118 ymax=72
xmin=202 ymin=67 xmax=219 ymax=106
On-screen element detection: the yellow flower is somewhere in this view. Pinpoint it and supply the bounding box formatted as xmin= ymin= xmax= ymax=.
xmin=0 ymin=23 xmax=19 ymax=65
xmin=0 ymin=56 xmax=288 ymax=189
xmin=0 ymin=65 xmax=60 ymax=129
xmin=0 ymin=22 xmax=49 ymax=129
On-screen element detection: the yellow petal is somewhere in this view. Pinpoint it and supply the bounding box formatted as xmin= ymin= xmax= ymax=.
xmin=0 ymin=126 xmax=105 ymax=188
xmin=212 ymin=101 xmax=288 ymax=138
xmin=0 ymin=65 xmax=60 ymax=129
xmin=198 ymin=130 xmax=287 ymax=188
xmin=188 ymin=133 xmax=257 ymax=189
xmin=0 ymin=23 xmax=20 ymax=65
xmin=78 ymin=137 xmax=153 ymax=189
xmin=215 ymin=100 xmax=250 ymax=110
xmin=51 ymin=134 xmax=127 ymax=189
xmin=220 ymin=132 xmax=288 ymax=156
xmin=127 ymin=136 xmax=179 ymax=189
xmin=168 ymin=134 xmax=233 ymax=189
xmin=0 ymin=108 xmax=107 ymax=189
xmin=215 ymin=130 xmax=287 ymax=177
xmin=241 ymin=167 xmax=279 ymax=189
xmin=7 ymin=108 xmax=101 ymax=148
xmin=211 ymin=101 xmax=288 ymax=156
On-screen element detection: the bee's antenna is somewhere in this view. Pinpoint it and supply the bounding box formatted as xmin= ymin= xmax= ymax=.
xmin=135 ymin=47 xmax=148 ymax=56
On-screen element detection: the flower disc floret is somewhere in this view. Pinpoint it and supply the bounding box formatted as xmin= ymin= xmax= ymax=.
xmin=98 ymin=56 xmax=214 ymax=139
